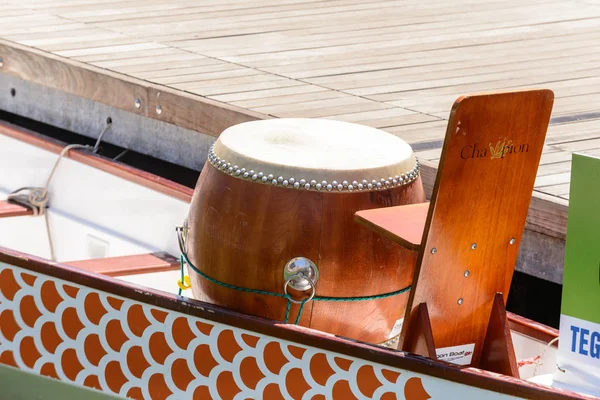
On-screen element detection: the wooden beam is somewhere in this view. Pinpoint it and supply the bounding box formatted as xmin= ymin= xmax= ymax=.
xmin=0 ymin=200 xmax=33 ymax=218
xmin=0 ymin=39 xmax=269 ymax=137
xmin=147 ymin=85 xmax=266 ymax=137
xmin=66 ymin=252 xmax=179 ymax=277
xmin=0 ymin=39 xmax=147 ymax=115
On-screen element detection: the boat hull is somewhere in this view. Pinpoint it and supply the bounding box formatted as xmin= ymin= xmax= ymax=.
xmin=0 ymin=248 xmax=583 ymax=400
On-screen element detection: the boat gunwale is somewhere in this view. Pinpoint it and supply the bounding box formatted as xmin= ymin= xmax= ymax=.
xmin=0 ymin=246 xmax=584 ymax=399
xmin=508 ymin=313 xmax=559 ymax=346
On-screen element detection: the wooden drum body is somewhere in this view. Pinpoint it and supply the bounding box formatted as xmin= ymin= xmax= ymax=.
xmin=186 ymin=119 xmax=426 ymax=344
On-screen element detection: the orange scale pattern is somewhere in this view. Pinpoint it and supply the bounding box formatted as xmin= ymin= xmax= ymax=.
xmin=0 ymin=264 xmax=435 ymax=399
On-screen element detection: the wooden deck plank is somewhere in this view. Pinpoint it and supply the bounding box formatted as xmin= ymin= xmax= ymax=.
xmin=74 ymin=47 xmax=183 ymax=63
xmin=304 ymin=48 xmax=600 ymax=91
xmin=155 ymin=68 xmax=263 ymax=86
xmin=368 ymin=72 xmax=600 ymax=109
xmin=124 ymin=1 xmax=575 ymax=43
xmin=230 ymin=90 xmax=346 ymax=109
xmin=277 ymin=101 xmax=395 ymax=119
xmin=252 ymin=95 xmax=387 ymax=116
xmin=208 ymin=85 xmax=329 ymax=103
xmin=92 ymin=51 xmax=208 ymax=69
xmin=219 ymin=22 xmax=600 ymax=68
xmin=117 ymin=59 xmax=229 ymax=75
xmin=261 ymin=30 xmax=600 ymax=75
xmin=200 ymin=10 xmax=598 ymax=59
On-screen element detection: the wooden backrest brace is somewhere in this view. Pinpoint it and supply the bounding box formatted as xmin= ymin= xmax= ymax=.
xmin=356 ymin=89 xmax=554 ymax=375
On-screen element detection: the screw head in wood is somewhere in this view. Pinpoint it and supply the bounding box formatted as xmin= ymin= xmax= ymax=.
xmin=471 ymin=243 xmax=477 ymax=250
xmin=156 ymin=105 xmax=162 ymax=115
xmin=457 ymin=298 xmax=464 ymax=305
xmin=430 ymin=247 xmax=437 ymax=254
xmin=134 ymin=98 xmax=141 ymax=109
xmin=509 ymin=238 xmax=516 ymax=245
xmin=464 ymin=270 xmax=470 ymax=277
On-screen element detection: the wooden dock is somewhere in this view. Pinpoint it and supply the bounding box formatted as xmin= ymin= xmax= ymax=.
xmin=1 ymin=0 xmax=600 ymax=256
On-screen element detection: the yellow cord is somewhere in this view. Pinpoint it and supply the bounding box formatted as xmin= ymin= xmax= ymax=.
xmin=177 ymin=276 xmax=191 ymax=291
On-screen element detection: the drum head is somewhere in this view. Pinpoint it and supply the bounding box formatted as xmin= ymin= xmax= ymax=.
xmin=210 ymin=119 xmax=419 ymax=192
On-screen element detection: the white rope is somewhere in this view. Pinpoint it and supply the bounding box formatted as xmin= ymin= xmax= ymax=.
xmin=5 ymin=121 xmax=112 ymax=261
xmin=7 ymin=144 xmax=90 ymax=261
xmin=93 ymin=122 xmax=111 ymax=153
xmin=44 ymin=212 xmax=55 ymax=262
xmin=532 ymin=336 xmax=560 ymax=376
xmin=7 ymin=144 xmax=91 ymax=216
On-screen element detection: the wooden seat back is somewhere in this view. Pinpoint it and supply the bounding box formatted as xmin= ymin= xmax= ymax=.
xmin=400 ymin=90 xmax=554 ymax=370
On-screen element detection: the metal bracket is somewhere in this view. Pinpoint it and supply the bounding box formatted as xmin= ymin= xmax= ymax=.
xmin=176 ymin=218 xmax=189 ymax=255
xmin=283 ymin=257 xmax=319 ymax=292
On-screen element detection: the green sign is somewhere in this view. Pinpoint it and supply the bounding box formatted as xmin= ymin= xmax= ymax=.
xmin=562 ymin=153 xmax=600 ymax=324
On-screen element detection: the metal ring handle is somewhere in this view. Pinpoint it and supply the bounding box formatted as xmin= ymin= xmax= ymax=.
xmin=284 ymin=273 xmax=316 ymax=304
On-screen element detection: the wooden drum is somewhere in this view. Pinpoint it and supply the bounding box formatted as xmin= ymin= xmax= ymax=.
xmin=186 ymin=119 xmax=426 ymax=344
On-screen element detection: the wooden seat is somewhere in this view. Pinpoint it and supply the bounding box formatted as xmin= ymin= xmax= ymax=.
xmin=0 ymin=200 xmax=33 ymax=218
xmin=66 ymin=252 xmax=179 ymax=277
xmin=355 ymin=202 xmax=428 ymax=251
xmin=355 ymin=89 xmax=554 ymax=377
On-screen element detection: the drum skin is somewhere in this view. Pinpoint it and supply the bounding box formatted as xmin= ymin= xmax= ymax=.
xmin=187 ymin=162 xmax=426 ymax=344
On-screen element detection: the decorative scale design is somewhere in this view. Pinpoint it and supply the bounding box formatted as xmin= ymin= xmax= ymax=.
xmin=0 ymin=262 xmax=517 ymax=399
xmin=208 ymin=145 xmax=420 ymax=193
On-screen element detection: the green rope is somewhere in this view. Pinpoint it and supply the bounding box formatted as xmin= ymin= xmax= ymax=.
xmin=180 ymin=255 xmax=295 ymax=323
xmin=179 ymin=252 xmax=411 ymax=325
xmin=178 ymin=258 xmax=185 ymax=296
xmin=295 ymin=299 xmax=308 ymax=325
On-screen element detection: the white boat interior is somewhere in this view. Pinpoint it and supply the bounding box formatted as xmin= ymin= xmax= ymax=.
xmin=0 ymin=126 xmax=188 ymax=291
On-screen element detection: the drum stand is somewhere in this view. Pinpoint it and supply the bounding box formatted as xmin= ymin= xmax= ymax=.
xmin=355 ymin=89 xmax=555 ymax=378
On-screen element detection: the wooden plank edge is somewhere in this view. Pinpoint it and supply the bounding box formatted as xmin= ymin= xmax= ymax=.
xmin=66 ymin=252 xmax=179 ymax=277
xmin=0 ymin=38 xmax=270 ymax=137
xmin=0 ymin=120 xmax=194 ymax=203
xmin=354 ymin=211 xmax=423 ymax=251
xmin=419 ymin=159 xmax=567 ymax=239
xmin=507 ymin=312 xmax=559 ymax=346
xmin=0 ymin=200 xmax=33 ymax=217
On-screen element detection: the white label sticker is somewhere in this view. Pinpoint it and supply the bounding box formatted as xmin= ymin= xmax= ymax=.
xmin=435 ymin=343 xmax=475 ymax=366
xmin=388 ymin=317 xmax=404 ymax=339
